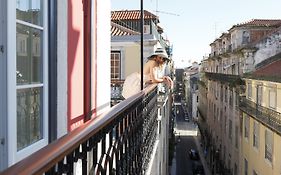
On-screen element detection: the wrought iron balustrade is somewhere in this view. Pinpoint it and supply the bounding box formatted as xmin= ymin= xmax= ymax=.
xmin=111 ymin=79 xmax=125 ymax=100
xmin=205 ymin=72 xmax=244 ymax=87
xmin=197 ymin=106 xmax=206 ymax=121
xmin=2 ymin=84 xmax=160 ymax=175
xmin=239 ymin=97 xmax=281 ymax=134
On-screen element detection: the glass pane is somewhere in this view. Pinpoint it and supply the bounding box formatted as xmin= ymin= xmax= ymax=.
xmin=16 ymin=0 xmax=43 ymax=26
xmin=17 ymin=24 xmax=42 ymax=85
xmin=269 ymin=90 xmax=276 ymax=108
xmin=17 ymin=87 xmax=43 ymax=151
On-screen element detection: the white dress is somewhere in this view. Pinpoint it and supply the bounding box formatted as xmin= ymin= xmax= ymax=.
xmin=122 ymin=72 xmax=149 ymax=99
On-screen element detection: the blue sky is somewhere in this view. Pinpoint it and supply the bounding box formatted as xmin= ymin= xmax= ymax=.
xmin=111 ymin=0 xmax=281 ymax=68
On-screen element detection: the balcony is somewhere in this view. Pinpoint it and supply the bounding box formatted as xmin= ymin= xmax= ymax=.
xmin=2 ymin=84 xmax=172 ymax=175
xmin=197 ymin=106 xmax=206 ymax=121
xmin=204 ymin=72 xmax=244 ymax=87
xmin=239 ymin=97 xmax=281 ymax=134
xmin=111 ymin=79 xmax=125 ymax=105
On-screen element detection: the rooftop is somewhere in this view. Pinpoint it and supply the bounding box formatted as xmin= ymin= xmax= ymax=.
xmin=111 ymin=22 xmax=140 ymax=36
xmin=229 ymin=19 xmax=281 ymax=31
xmin=111 ymin=10 xmax=159 ymax=21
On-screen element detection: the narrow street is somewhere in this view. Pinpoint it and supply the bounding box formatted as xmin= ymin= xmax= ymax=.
xmin=172 ymin=103 xmax=211 ymax=175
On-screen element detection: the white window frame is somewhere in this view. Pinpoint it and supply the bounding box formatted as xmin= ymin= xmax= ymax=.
xmin=253 ymin=121 xmax=259 ymax=149
xmin=229 ymin=119 xmax=232 ymax=141
xmin=110 ymin=51 xmax=121 ymax=80
xmin=247 ymin=82 xmax=252 ymax=99
xmin=268 ymin=88 xmax=276 ymax=109
xmin=7 ymin=0 xmax=48 ymax=165
xmin=244 ymin=158 xmax=248 ymax=175
xmin=256 ymin=84 xmax=262 ymax=105
xmin=244 ymin=114 xmax=249 ymax=140
xmin=265 ymin=129 xmax=273 ymax=163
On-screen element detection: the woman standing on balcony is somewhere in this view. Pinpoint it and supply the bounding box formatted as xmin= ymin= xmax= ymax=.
xmin=122 ymin=48 xmax=173 ymax=99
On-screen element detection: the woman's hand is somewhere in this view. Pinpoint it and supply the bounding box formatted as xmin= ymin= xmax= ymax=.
xmin=163 ymin=76 xmax=174 ymax=89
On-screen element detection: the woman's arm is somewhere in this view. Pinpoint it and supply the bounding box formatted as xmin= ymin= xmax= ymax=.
xmin=149 ymin=66 xmax=165 ymax=83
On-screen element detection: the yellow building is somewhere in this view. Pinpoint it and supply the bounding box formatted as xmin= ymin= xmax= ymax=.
xmin=240 ymin=57 xmax=281 ymax=175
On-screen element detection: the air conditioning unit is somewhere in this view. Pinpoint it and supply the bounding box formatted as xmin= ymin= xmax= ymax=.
xmin=143 ymin=25 xmax=150 ymax=34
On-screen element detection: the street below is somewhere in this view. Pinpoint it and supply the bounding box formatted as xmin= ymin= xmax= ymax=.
xmin=172 ymin=103 xmax=210 ymax=175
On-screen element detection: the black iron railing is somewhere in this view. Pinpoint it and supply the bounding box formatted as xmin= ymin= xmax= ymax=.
xmin=2 ymin=85 xmax=160 ymax=175
xmin=204 ymin=72 xmax=243 ymax=86
xmin=197 ymin=106 xmax=206 ymax=121
xmin=111 ymin=79 xmax=125 ymax=101
xmin=240 ymin=97 xmax=281 ymax=135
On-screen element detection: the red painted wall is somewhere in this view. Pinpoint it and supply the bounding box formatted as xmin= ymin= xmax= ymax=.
xmin=67 ymin=0 xmax=97 ymax=131
xmin=68 ymin=0 xmax=84 ymax=131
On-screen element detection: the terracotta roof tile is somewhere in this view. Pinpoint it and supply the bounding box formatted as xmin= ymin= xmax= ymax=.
xmin=111 ymin=10 xmax=158 ymax=21
xmin=111 ymin=22 xmax=140 ymax=36
xmin=231 ymin=19 xmax=281 ymax=29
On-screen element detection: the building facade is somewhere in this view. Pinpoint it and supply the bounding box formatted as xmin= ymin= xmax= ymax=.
xmin=183 ymin=62 xmax=199 ymax=120
xmin=198 ymin=19 xmax=281 ymax=175
xmin=240 ymin=58 xmax=281 ymax=175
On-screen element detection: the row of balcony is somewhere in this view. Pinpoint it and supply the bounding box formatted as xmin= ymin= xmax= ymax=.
xmin=209 ymin=44 xmax=232 ymax=58
xmin=239 ymin=97 xmax=281 ymax=135
xmin=204 ymin=72 xmax=244 ymax=87
xmin=2 ymin=85 xmax=165 ymax=175
xmin=197 ymin=106 xmax=206 ymax=121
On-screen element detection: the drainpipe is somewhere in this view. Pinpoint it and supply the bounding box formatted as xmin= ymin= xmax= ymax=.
xmin=140 ymin=0 xmax=144 ymax=90
xmin=83 ymin=0 xmax=92 ymax=121
xmin=48 ymin=0 xmax=57 ymax=142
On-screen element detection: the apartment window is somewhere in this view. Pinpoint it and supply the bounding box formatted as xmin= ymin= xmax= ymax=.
xmin=213 ymin=104 xmax=216 ymax=121
xmin=228 ymin=154 xmax=231 ymax=170
xmin=225 ymin=87 xmax=228 ymax=103
xmin=234 ymin=164 xmax=238 ymax=175
xmin=215 ymin=82 xmax=218 ymax=98
xmin=244 ymin=158 xmax=248 ymax=175
xmin=223 ymin=146 xmax=226 ymax=163
xmin=229 ymin=119 xmax=232 ymax=141
xmin=229 ymin=90 xmax=233 ymax=106
xmin=242 ymin=31 xmax=250 ymax=44
xmin=220 ymin=85 xmax=223 ymax=101
xmin=269 ymin=88 xmax=276 ymax=109
xmin=16 ymin=0 xmax=48 ymax=153
xmin=231 ymin=64 xmax=235 ymax=75
xmin=265 ymin=130 xmax=273 ymax=162
xmin=158 ymin=120 xmax=161 ymax=135
xmin=235 ymin=125 xmax=238 ymax=148
xmin=235 ymin=92 xmax=239 ymax=106
xmin=247 ymin=82 xmax=252 ymax=99
xmin=244 ymin=115 xmax=249 ymax=139
xmin=257 ymin=85 xmax=262 ymax=105
xmin=111 ymin=51 xmax=121 ymax=79
xmin=253 ymin=121 xmax=259 ymax=149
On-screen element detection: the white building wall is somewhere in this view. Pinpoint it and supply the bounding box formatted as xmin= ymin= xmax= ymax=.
xmin=57 ymin=0 xmax=68 ymax=138
xmin=254 ymin=30 xmax=281 ymax=65
xmin=242 ymin=28 xmax=281 ymax=73
xmin=96 ymin=0 xmax=111 ymax=115
xmin=192 ymin=90 xmax=198 ymax=120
